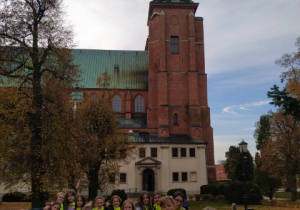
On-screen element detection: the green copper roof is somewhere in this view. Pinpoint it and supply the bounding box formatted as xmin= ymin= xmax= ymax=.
xmin=72 ymin=49 xmax=148 ymax=90
xmin=128 ymin=132 xmax=206 ymax=144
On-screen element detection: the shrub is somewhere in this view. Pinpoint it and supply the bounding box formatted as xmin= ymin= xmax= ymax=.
xmin=2 ymin=192 xmax=27 ymax=202
xmin=224 ymin=182 xmax=244 ymax=204
xmin=200 ymin=184 xmax=216 ymax=195
xmin=247 ymin=184 xmax=263 ymax=205
xmin=200 ymin=183 xmax=228 ymax=196
xmin=167 ymin=188 xmax=187 ymax=199
xmin=224 ymin=181 xmax=262 ymax=205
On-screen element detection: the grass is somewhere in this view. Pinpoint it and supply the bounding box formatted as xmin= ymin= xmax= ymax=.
xmin=1 ymin=201 xmax=300 ymax=210
xmin=273 ymin=191 xmax=296 ymax=199
xmin=188 ymin=200 xmax=299 ymax=210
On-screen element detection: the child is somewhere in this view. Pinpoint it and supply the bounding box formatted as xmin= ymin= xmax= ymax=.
xmin=65 ymin=190 xmax=76 ymax=210
xmin=121 ymin=200 xmax=135 ymax=210
xmin=135 ymin=191 xmax=153 ymax=210
xmin=55 ymin=192 xmax=65 ymax=210
xmin=110 ymin=195 xmax=122 ymax=210
xmin=92 ymin=196 xmax=105 ymax=210
xmin=75 ymin=195 xmax=87 ymax=210
xmin=51 ymin=202 xmax=61 ymax=210
xmin=160 ymin=196 xmax=175 ymax=210
xmin=153 ymin=191 xmax=163 ymax=210
xmin=172 ymin=191 xmax=185 ymax=210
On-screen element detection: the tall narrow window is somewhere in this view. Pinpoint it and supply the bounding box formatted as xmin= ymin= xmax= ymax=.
xmin=151 ymin=148 xmax=157 ymax=158
xmin=173 ymin=114 xmax=178 ymax=125
xmin=112 ymin=95 xmax=121 ymax=112
xmin=182 ymin=172 xmax=188 ymax=182
xmin=172 ymin=148 xmax=178 ymax=158
xmin=171 ymin=36 xmax=179 ymax=53
xmin=120 ymin=173 xmax=126 ymax=183
xmin=189 ymin=148 xmax=196 ymax=157
xmin=181 ymin=148 xmax=186 ymax=157
xmin=135 ymin=95 xmax=144 ymax=113
xmin=173 ymin=172 xmax=179 ymax=182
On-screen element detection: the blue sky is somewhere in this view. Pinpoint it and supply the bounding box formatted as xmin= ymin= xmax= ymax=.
xmin=64 ymin=0 xmax=300 ymax=162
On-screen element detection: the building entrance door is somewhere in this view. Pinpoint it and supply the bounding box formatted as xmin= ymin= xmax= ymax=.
xmin=142 ymin=168 xmax=155 ymax=191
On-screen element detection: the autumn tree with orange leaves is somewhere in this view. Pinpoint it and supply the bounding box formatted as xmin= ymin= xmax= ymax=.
xmin=0 ymin=0 xmax=78 ymax=207
xmin=73 ymin=72 xmax=134 ymax=200
xmin=255 ymin=37 xmax=300 ymax=202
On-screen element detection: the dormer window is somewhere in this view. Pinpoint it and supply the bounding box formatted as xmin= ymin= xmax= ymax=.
xmin=114 ymin=64 xmax=119 ymax=72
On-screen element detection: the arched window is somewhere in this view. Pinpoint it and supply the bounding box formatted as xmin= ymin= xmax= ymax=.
xmin=173 ymin=113 xmax=178 ymax=125
xmin=135 ymin=95 xmax=144 ymax=113
xmin=112 ymin=95 xmax=121 ymax=112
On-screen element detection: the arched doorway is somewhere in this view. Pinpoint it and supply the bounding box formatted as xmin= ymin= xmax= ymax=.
xmin=142 ymin=169 xmax=155 ymax=191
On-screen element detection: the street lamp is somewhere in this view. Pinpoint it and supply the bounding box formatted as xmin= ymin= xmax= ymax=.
xmin=239 ymin=139 xmax=248 ymax=210
xmin=239 ymin=139 xmax=248 ymax=153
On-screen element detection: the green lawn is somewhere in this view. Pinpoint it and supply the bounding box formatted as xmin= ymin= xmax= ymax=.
xmin=188 ymin=200 xmax=300 ymax=210
xmin=273 ymin=191 xmax=300 ymax=200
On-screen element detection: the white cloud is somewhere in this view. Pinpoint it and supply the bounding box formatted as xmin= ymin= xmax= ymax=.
xmin=223 ymin=107 xmax=238 ymax=115
xmin=223 ymin=100 xmax=271 ymax=115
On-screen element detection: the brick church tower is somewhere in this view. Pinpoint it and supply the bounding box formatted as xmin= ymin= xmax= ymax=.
xmin=146 ymin=0 xmax=216 ymax=182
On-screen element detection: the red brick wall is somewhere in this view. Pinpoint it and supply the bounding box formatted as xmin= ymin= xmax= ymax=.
xmin=83 ymin=89 xmax=148 ymax=116
xmin=148 ymin=2 xmax=216 ymax=182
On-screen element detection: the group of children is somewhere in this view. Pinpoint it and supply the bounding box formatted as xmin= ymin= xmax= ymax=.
xmin=43 ymin=190 xmax=187 ymax=210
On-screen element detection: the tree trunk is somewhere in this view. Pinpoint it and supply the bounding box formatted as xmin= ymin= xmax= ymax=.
xmin=87 ymin=165 xmax=100 ymax=201
xmin=287 ymin=173 xmax=297 ymax=201
xmin=30 ymin=99 xmax=45 ymax=208
xmin=31 ymin=151 xmax=45 ymax=207
xmin=268 ymin=186 xmax=273 ymax=200
xmin=268 ymin=178 xmax=274 ymax=200
xmin=30 ymin=51 xmax=45 ymax=207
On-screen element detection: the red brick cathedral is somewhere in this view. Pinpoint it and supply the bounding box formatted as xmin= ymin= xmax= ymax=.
xmin=73 ymin=0 xmax=216 ymax=192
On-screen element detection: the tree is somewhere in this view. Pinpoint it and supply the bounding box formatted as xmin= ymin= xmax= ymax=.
xmin=74 ymin=73 xmax=134 ymax=200
xmin=259 ymin=111 xmax=300 ymax=201
xmin=0 ymin=0 xmax=77 ymax=207
xmin=268 ymin=37 xmax=300 ymax=119
xmin=276 ymin=37 xmax=300 ymax=99
xmin=254 ymin=114 xmax=272 ymax=150
xmin=262 ymin=37 xmax=300 ymax=201
xmin=224 ymin=146 xmax=240 ymax=181
xmin=267 ymin=85 xmax=300 ymax=121
xmin=254 ymin=153 xmax=281 ymax=200
xmin=224 ymin=146 xmax=254 ymax=182
xmin=253 ymin=114 xmax=281 ymax=200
